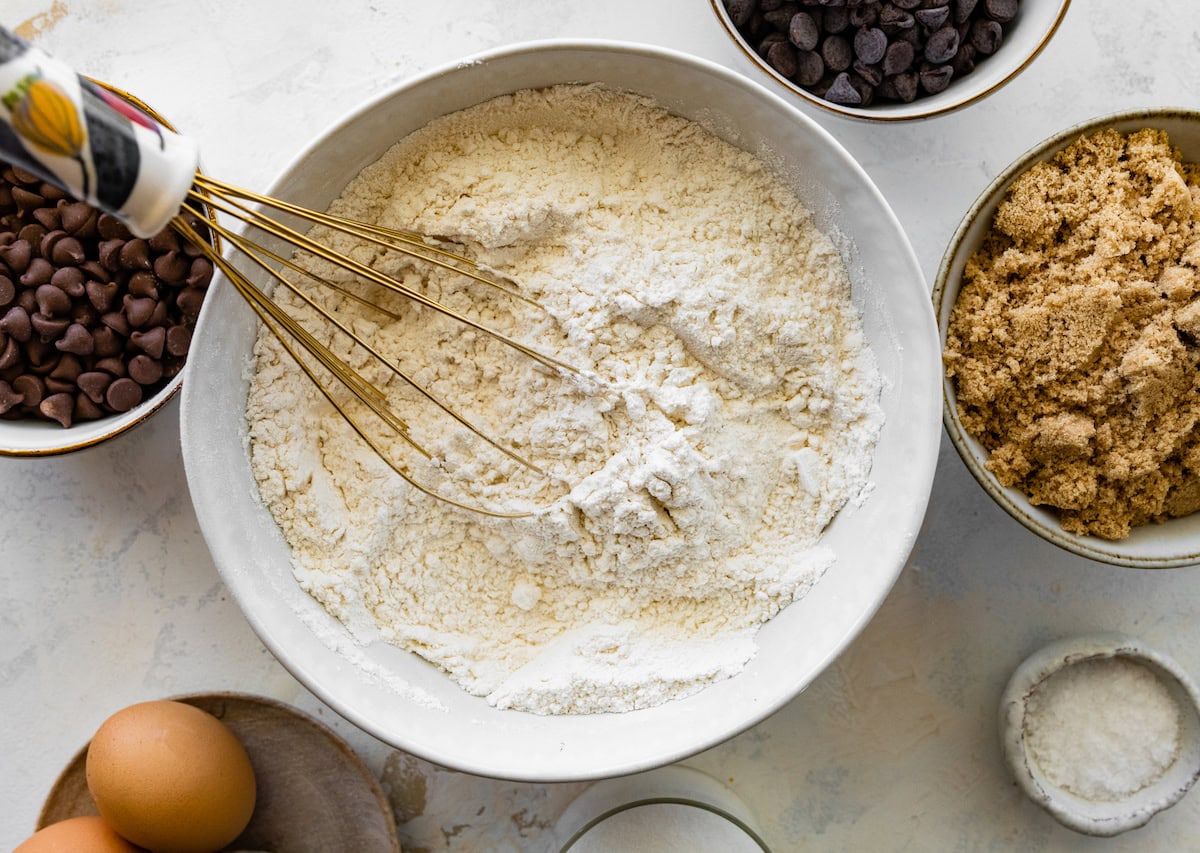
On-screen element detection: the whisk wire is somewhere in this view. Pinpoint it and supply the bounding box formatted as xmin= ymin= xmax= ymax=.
xmin=173 ymin=198 xmax=546 ymax=519
xmin=178 ymin=202 xmax=548 ymax=470
xmin=194 ymin=175 xmax=544 ymax=310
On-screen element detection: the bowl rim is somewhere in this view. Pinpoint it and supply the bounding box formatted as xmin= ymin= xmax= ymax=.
xmin=934 ymin=106 xmax=1200 ymax=569
xmin=181 ymin=37 xmax=941 ymax=781
xmin=708 ymin=0 xmax=1072 ymax=122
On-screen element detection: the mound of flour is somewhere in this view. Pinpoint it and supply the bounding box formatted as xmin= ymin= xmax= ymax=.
xmin=246 ymin=85 xmax=883 ymax=714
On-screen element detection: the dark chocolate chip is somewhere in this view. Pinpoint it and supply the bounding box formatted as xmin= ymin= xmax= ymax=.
xmin=822 ymin=34 xmax=853 ymax=71
xmin=50 ymin=235 xmax=85 ymax=266
xmin=37 ymin=182 xmax=67 ymax=203
xmin=920 ymin=63 xmax=955 ymax=93
xmin=35 ymin=283 xmax=70 ymax=317
xmin=131 ymin=326 xmax=166 ymax=359
xmin=0 ymin=336 xmax=19 ymax=371
xmin=95 ymin=357 xmax=128 ymax=378
xmin=951 ymin=42 xmax=977 ymax=75
xmin=0 ymin=275 xmax=13 ymax=307
xmin=176 ymin=287 xmax=206 ymax=319
xmin=32 ymin=206 xmax=61 ymax=230
xmin=59 ymin=201 xmax=96 ymax=237
xmin=123 ymin=296 xmax=157 ymax=329
xmin=101 ymin=311 xmax=131 ymax=337
xmin=39 ymin=392 xmax=74 ymax=427
xmin=32 ymin=312 xmax=71 ymax=341
xmin=148 ymin=228 xmax=180 ymax=254
xmin=854 ymin=60 xmax=883 ymax=87
xmin=18 ymin=223 xmax=45 ymax=247
xmin=153 ymin=251 xmax=189 ymax=286
xmin=77 ymin=371 xmax=112 ymax=404
xmin=882 ymin=39 xmax=915 ymax=74
xmin=74 ymin=392 xmax=103 ymax=422
xmin=119 ymin=238 xmax=152 ymax=271
xmin=823 ymin=5 xmax=850 ymax=32
xmin=879 ymin=4 xmax=915 ymax=29
xmin=186 ymin=257 xmax=214 ymax=289
xmin=12 ymin=374 xmax=44 ymax=407
xmin=50 ymin=353 xmax=81 ymax=382
xmin=970 ymin=17 xmax=1003 ymax=53
xmin=44 ymin=375 xmax=75 ymax=395
xmin=91 ymin=326 xmax=122 ymax=358
xmin=55 ymin=323 xmax=94 ymax=356
xmin=0 ymin=379 xmax=22 ymax=413
xmin=915 ymin=5 xmax=950 ymax=29
xmin=11 ymin=186 xmax=43 ymax=212
xmin=128 ymin=354 xmax=163 ymax=386
xmin=105 ymin=377 xmax=142 ymax=412
xmin=849 ymin=2 xmax=880 ymax=27
xmin=97 ymin=213 xmax=132 ymax=241
xmin=925 ymin=25 xmax=959 ymax=62
xmin=128 ymin=270 xmax=160 ymax=298
xmin=854 ymin=27 xmax=887 ymax=64
xmin=165 ymin=325 xmax=191 ymax=358
xmin=953 ymin=0 xmax=978 ymax=23
xmin=892 ymin=69 xmax=920 ymax=101
xmin=825 ymin=71 xmax=863 ymax=104
xmin=0 ymin=306 xmax=29 ymax=342
xmin=98 ymin=238 xmax=124 ymax=271
xmin=726 ymin=0 xmax=758 ymax=27
xmin=86 ymin=280 xmax=119 ymax=312
xmin=51 ymin=266 xmax=85 ymax=297
xmin=983 ymin=0 xmax=1017 ymax=22
xmin=20 ymin=257 xmax=53 ymax=287
xmin=789 ymin=11 xmax=820 ymax=50
xmin=0 ymin=239 xmax=31 ymax=274
xmin=767 ymin=40 xmax=799 ymax=76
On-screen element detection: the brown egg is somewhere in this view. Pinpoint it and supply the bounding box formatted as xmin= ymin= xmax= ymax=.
xmin=85 ymin=700 xmax=257 ymax=853
xmin=14 ymin=815 xmax=142 ymax=852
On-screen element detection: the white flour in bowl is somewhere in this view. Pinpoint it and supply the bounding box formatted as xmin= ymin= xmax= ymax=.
xmin=245 ymin=85 xmax=883 ymax=714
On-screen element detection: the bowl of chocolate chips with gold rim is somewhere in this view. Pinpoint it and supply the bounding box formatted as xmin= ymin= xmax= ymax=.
xmin=0 ymin=76 xmax=213 ymax=456
xmin=711 ymin=0 xmax=1071 ymax=121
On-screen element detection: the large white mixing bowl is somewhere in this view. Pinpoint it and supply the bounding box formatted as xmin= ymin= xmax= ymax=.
xmin=180 ymin=40 xmax=940 ymax=782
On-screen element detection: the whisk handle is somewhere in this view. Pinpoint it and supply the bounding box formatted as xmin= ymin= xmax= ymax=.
xmin=0 ymin=26 xmax=198 ymax=237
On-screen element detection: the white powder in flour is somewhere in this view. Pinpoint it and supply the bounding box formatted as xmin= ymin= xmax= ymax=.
xmin=246 ymin=85 xmax=883 ymax=714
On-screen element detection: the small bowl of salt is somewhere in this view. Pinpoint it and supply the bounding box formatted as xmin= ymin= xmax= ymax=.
xmin=1000 ymin=634 xmax=1200 ymax=836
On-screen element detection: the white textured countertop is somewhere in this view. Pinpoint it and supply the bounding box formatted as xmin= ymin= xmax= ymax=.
xmin=5 ymin=1 xmax=1200 ymax=850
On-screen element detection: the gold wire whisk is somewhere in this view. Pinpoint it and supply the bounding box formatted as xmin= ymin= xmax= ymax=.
xmin=171 ymin=179 xmax=575 ymax=519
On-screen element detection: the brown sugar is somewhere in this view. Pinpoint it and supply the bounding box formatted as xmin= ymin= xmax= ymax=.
xmin=944 ymin=128 xmax=1200 ymax=540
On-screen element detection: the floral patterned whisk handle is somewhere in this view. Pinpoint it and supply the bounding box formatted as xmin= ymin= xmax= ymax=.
xmin=0 ymin=26 xmax=198 ymax=238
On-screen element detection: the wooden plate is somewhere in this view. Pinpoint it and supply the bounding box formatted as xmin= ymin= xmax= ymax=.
xmin=37 ymin=692 xmax=401 ymax=853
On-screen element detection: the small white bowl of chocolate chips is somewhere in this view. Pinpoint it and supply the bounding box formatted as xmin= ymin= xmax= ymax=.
xmin=0 ymin=106 xmax=213 ymax=456
xmin=711 ymin=0 xmax=1071 ymax=121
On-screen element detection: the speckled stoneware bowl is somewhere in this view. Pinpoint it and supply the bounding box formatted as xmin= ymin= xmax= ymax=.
xmin=0 ymin=85 xmax=202 ymax=457
xmin=709 ymin=0 xmax=1070 ymax=122
xmin=1000 ymin=635 xmax=1200 ymax=836
xmin=180 ymin=40 xmax=941 ymax=782
xmin=935 ymin=108 xmax=1200 ymax=568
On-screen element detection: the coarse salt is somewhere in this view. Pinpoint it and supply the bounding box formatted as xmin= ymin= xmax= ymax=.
xmin=1024 ymin=657 xmax=1181 ymax=801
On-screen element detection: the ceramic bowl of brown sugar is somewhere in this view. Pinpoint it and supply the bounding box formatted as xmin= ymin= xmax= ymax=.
xmin=936 ymin=107 xmax=1200 ymax=568
xmin=710 ymin=0 xmax=1071 ymax=121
